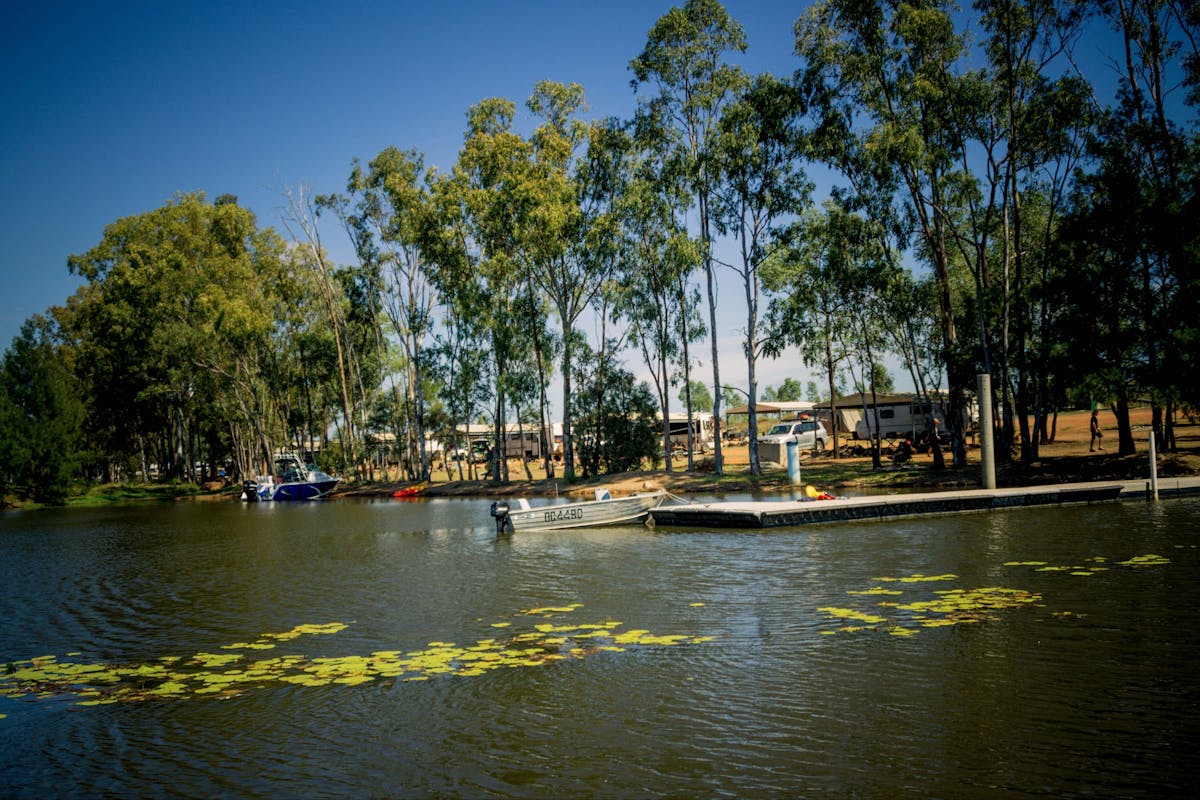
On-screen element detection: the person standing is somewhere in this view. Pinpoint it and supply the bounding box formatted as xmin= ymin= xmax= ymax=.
xmin=1089 ymin=409 xmax=1104 ymax=451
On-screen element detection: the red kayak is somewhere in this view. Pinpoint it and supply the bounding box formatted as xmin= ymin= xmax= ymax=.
xmin=392 ymin=483 xmax=426 ymax=499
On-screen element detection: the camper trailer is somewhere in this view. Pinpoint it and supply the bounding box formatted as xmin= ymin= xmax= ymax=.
xmin=459 ymin=423 xmax=564 ymax=461
xmin=853 ymin=397 xmax=952 ymax=441
xmin=666 ymin=412 xmax=716 ymax=453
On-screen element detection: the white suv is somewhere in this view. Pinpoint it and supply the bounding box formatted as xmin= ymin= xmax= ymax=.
xmin=760 ymin=418 xmax=830 ymax=451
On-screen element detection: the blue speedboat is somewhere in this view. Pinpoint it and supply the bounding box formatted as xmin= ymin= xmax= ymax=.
xmin=242 ymin=454 xmax=339 ymax=501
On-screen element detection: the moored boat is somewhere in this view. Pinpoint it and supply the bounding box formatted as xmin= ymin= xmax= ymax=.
xmin=242 ymin=454 xmax=339 ymax=501
xmin=490 ymin=488 xmax=668 ymax=533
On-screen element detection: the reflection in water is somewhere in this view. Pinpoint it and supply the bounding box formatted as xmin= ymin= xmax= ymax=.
xmin=2 ymin=496 xmax=1198 ymax=798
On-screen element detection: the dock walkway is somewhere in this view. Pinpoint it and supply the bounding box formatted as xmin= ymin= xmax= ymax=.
xmin=648 ymin=477 xmax=1200 ymax=529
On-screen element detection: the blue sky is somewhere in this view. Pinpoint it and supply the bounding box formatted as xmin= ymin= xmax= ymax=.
xmin=1 ymin=0 xmax=807 ymax=389
xmin=0 ymin=0 xmax=1164 ymax=400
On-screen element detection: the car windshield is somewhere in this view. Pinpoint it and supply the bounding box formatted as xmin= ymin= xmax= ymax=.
xmin=766 ymin=424 xmax=791 ymax=436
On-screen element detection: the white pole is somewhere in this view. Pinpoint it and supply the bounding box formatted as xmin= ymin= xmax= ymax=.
xmin=977 ymin=374 xmax=996 ymax=490
xmin=1149 ymin=431 xmax=1159 ymax=501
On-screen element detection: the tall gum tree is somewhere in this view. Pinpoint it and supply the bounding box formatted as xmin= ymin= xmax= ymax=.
xmin=64 ymin=193 xmax=291 ymax=482
xmin=711 ymin=73 xmax=812 ymax=475
xmin=281 ymin=183 xmax=360 ymax=476
xmin=322 ymin=147 xmax=439 ymax=480
xmin=615 ymin=130 xmax=702 ymax=471
xmin=454 ymin=97 xmax=533 ymax=482
xmin=631 ymin=0 xmax=748 ymax=475
xmin=520 ymin=80 xmax=611 ymax=481
xmin=796 ymin=0 xmax=976 ymax=467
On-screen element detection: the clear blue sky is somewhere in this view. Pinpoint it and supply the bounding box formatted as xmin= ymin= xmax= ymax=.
xmin=0 ymin=0 xmax=1149 ymax=399
xmin=1 ymin=1 xmax=792 ymax=337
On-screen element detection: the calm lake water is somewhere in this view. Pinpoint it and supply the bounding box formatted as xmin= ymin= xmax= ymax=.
xmin=2 ymin=493 xmax=1198 ymax=799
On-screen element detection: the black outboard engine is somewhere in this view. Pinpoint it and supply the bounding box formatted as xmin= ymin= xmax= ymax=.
xmin=242 ymin=480 xmax=260 ymax=502
xmin=490 ymin=501 xmax=512 ymax=534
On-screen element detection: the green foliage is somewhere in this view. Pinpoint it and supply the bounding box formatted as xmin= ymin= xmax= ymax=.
xmin=5 ymin=1 xmax=1198 ymax=491
xmin=0 ymin=317 xmax=84 ymax=502
xmin=870 ymin=363 xmax=894 ymax=394
xmin=573 ymin=349 xmax=661 ymax=477
xmin=60 ymin=192 xmax=298 ymax=482
xmin=680 ymin=379 xmax=713 ymax=412
xmin=773 ymin=377 xmax=804 ymax=402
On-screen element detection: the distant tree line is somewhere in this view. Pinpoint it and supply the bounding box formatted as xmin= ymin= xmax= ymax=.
xmin=2 ymin=0 xmax=1196 ymax=503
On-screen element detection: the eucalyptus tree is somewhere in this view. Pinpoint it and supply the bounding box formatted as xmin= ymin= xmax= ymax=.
xmin=519 ymin=80 xmax=617 ymax=481
xmin=796 ymin=0 xmax=977 ymax=466
xmin=615 ymin=145 xmax=702 ymax=470
xmin=447 ymin=97 xmax=534 ymax=482
xmin=954 ymin=0 xmax=1091 ymax=463
xmin=280 ymin=183 xmax=361 ymax=475
xmin=321 ymin=147 xmax=440 ymax=480
xmin=765 ymin=203 xmax=862 ymax=459
xmin=631 ymin=0 xmax=749 ymax=475
xmin=711 ymin=73 xmax=812 ymax=475
xmin=1085 ymin=0 xmax=1199 ymax=448
xmin=64 ymin=192 xmax=290 ymax=482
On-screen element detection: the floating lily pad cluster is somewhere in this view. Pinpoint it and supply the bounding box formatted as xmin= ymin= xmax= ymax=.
xmin=1003 ymin=552 xmax=1172 ymax=576
xmin=0 ymin=607 xmax=711 ymax=713
xmin=819 ymin=573 xmax=1040 ymax=637
xmin=819 ymin=553 xmax=1172 ymax=638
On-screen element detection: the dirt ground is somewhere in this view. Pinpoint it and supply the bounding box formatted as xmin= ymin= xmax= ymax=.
xmin=333 ymin=407 xmax=1199 ymax=500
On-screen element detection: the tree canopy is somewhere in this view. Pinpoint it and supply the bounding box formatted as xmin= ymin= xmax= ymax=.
xmin=3 ymin=0 xmax=1197 ymax=502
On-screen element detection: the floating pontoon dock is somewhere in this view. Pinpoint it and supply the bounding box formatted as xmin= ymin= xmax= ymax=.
xmin=648 ymin=477 xmax=1200 ymax=529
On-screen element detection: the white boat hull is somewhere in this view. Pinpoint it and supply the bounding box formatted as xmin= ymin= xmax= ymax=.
xmin=492 ymin=491 xmax=667 ymax=532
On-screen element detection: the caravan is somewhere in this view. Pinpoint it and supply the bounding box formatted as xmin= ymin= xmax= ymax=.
xmin=853 ymin=398 xmax=952 ymax=441
xmin=666 ymin=412 xmax=716 ymax=454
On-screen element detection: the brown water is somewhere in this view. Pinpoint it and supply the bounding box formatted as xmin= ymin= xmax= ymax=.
xmin=2 ymin=495 xmax=1198 ymax=798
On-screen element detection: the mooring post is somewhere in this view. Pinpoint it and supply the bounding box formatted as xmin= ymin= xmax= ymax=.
xmin=977 ymin=374 xmax=996 ymax=489
xmin=1149 ymin=431 xmax=1159 ymax=501
xmin=786 ymin=440 xmax=801 ymax=485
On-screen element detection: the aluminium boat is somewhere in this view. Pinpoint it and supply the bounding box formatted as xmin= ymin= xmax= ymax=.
xmin=490 ymin=488 xmax=668 ymax=533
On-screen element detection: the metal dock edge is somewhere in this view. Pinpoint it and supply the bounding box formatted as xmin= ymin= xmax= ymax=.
xmin=648 ymin=478 xmax=1200 ymax=529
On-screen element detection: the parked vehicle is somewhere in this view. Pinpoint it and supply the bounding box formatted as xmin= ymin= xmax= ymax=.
xmin=759 ymin=418 xmax=830 ymax=451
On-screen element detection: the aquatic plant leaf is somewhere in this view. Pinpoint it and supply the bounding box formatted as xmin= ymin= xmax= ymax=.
xmin=192 ymin=652 xmax=243 ymax=668
xmin=149 ymin=681 xmax=188 ymax=696
xmin=873 ymin=573 xmax=957 ymax=583
xmin=1117 ymin=554 xmax=1170 ymax=567
xmin=0 ymin=611 xmax=714 ymax=714
xmin=817 ymin=607 xmax=887 ymax=625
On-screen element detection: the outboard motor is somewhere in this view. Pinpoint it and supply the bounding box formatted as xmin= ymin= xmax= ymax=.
xmin=490 ymin=501 xmax=512 ymax=534
xmin=242 ymin=480 xmax=260 ymax=502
